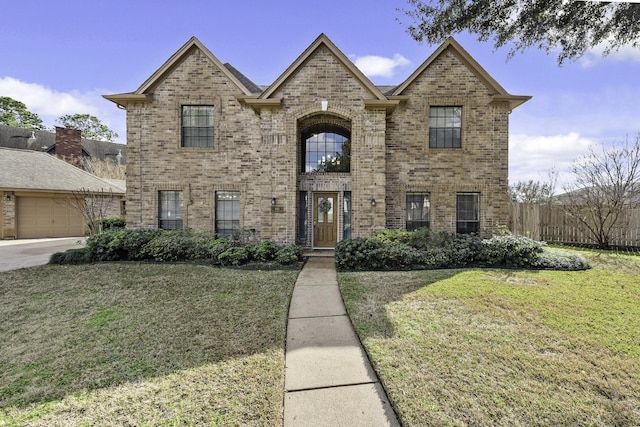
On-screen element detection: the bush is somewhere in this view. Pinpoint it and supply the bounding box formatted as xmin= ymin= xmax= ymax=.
xmin=479 ymin=235 xmax=545 ymax=267
xmin=218 ymin=247 xmax=249 ymax=266
xmin=335 ymin=238 xmax=384 ymax=270
xmin=49 ymin=248 xmax=93 ymax=264
xmin=529 ymin=249 xmax=591 ymax=270
xmin=97 ymin=217 xmax=126 ymax=231
xmin=250 ymin=240 xmax=279 ymax=262
xmin=335 ymin=228 xmax=590 ymax=272
xmin=275 ymin=244 xmax=303 ymax=265
xmin=86 ymin=228 xmax=160 ymax=261
xmin=141 ymin=229 xmax=213 ymax=261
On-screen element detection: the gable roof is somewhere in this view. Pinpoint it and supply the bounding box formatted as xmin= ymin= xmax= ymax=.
xmin=259 ymin=33 xmax=388 ymax=101
xmin=392 ymin=37 xmax=531 ymax=110
xmin=0 ymin=147 xmax=125 ymax=194
xmin=104 ymin=37 xmax=255 ymax=105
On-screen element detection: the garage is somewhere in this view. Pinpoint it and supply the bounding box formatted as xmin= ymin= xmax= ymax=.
xmin=16 ymin=195 xmax=85 ymax=238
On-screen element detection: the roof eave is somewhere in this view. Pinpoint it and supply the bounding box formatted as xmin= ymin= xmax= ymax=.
xmin=102 ymin=93 xmax=151 ymax=108
xmin=490 ymin=95 xmax=532 ymax=110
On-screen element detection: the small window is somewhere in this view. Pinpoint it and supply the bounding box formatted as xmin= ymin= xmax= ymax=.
xmin=406 ymin=193 xmax=430 ymax=231
xmin=298 ymin=191 xmax=308 ymax=244
xmin=343 ymin=191 xmax=352 ymax=240
xmin=216 ymin=191 xmax=240 ymax=238
xmin=456 ymin=193 xmax=480 ymax=234
xmin=182 ymin=105 xmax=214 ymax=147
xmin=159 ymin=191 xmax=183 ymax=230
xmin=429 ymin=106 xmax=461 ymax=148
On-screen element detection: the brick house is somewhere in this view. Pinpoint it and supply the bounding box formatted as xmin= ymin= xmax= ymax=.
xmin=104 ymin=34 xmax=529 ymax=249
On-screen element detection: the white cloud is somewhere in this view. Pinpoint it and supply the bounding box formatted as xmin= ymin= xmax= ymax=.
xmin=0 ymin=76 xmax=125 ymax=143
xmin=580 ymin=42 xmax=640 ymax=68
xmin=509 ymin=132 xmax=596 ymax=187
xmin=352 ymin=54 xmax=411 ymax=78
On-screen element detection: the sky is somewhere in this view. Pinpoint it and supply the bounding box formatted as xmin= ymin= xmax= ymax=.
xmin=1 ymin=0 xmax=639 ymax=188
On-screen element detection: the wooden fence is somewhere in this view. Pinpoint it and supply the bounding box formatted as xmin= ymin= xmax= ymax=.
xmin=509 ymin=203 xmax=640 ymax=248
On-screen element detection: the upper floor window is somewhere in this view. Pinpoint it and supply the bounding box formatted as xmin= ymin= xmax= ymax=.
xmin=406 ymin=193 xmax=430 ymax=231
xmin=182 ymin=105 xmax=214 ymax=147
xmin=429 ymin=106 xmax=461 ymax=148
xmin=456 ymin=193 xmax=480 ymax=234
xmin=159 ymin=190 xmax=183 ymax=230
xmin=302 ymin=124 xmax=350 ymax=173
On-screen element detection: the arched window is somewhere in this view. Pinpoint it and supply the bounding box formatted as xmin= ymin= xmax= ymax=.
xmin=301 ymin=124 xmax=350 ymax=173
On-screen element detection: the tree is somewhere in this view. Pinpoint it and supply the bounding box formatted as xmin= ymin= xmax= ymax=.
xmin=84 ymin=157 xmax=125 ymax=180
xmin=57 ymin=113 xmax=118 ymax=142
xmin=510 ymin=180 xmax=554 ymax=204
xmin=0 ymin=96 xmax=46 ymax=130
xmin=510 ymin=169 xmax=558 ymax=204
xmin=65 ymin=188 xmax=117 ymax=235
xmin=561 ymin=135 xmax=640 ymax=248
xmin=401 ymin=0 xmax=640 ymax=64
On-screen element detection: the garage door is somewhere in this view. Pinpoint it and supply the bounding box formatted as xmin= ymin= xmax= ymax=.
xmin=17 ymin=197 xmax=84 ymax=238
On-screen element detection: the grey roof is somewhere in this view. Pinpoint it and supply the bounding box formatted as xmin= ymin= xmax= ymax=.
xmin=0 ymin=124 xmax=126 ymax=163
xmin=0 ymin=147 xmax=125 ymax=194
xmin=223 ymin=63 xmax=263 ymax=94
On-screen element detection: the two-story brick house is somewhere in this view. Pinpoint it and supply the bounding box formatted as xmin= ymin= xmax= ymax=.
xmin=104 ymin=34 xmax=529 ymax=249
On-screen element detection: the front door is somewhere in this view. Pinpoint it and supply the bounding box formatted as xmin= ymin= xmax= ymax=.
xmin=314 ymin=192 xmax=337 ymax=248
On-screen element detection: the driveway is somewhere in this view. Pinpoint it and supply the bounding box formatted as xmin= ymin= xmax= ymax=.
xmin=0 ymin=237 xmax=86 ymax=271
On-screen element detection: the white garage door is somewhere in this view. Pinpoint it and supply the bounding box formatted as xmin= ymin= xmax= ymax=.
xmin=17 ymin=196 xmax=84 ymax=238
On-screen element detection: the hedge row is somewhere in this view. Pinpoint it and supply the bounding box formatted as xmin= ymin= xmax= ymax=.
xmin=335 ymin=228 xmax=590 ymax=271
xmin=50 ymin=228 xmax=303 ymax=266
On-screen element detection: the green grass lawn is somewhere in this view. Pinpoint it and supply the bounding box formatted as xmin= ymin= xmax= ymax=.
xmin=339 ymin=249 xmax=640 ymax=426
xmin=0 ymin=263 xmax=298 ymax=426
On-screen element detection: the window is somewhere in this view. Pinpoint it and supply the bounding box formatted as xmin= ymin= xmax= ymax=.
xmin=298 ymin=191 xmax=308 ymax=244
xmin=182 ymin=105 xmax=214 ymax=147
xmin=456 ymin=193 xmax=480 ymax=234
xmin=343 ymin=191 xmax=352 ymax=240
xmin=429 ymin=106 xmax=461 ymax=148
xmin=159 ymin=191 xmax=183 ymax=230
xmin=216 ymin=191 xmax=240 ymax=237
xmin=302 ymin=124 xmax=351 ymax=173
xmin=406 ymin=193 xmax=430 ymax=230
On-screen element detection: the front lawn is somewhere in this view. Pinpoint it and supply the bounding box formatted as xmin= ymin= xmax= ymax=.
xmin=0 ymin=264 xmax=298 ymax=426
xmin=339 ymin=249 xmax=640 ymax=426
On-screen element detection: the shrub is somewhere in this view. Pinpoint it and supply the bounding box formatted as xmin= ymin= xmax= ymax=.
xmin=97 ymin=217 xmax=126 ymax=231
xmin=479 ymin=235 xmax=545 ymax=267
xmin=335 ymin=238 xmax=384 ymax=270
xmin=275 ymin=244 xmax=303 ymax=265
xmin=141 ymin=229 xmax=212 ymax=261
xmin=529 ymin=249 xmax=591 ymax=270
xmin=218 ymin=247 xmax=249 ymax=266
xmin=372 ymin=228 xmax=412 ymax=245
xmin=250 ymin=240 xmax=279 ymax=262
xmin=370 ymin=242 xmax=423 ymax=270
xmin=49 ymin=248 xmax=93 ymax=264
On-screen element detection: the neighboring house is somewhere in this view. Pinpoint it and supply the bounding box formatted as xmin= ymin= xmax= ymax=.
xmin=0 ymin=148 xmax=125 ymax=239
xmin=104 ymin=34 xmax=530 ymax=249
xmin=0 ymin=124 xmax=126 ymax=168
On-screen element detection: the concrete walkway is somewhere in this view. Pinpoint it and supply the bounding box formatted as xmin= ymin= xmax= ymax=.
xmin=284 ymin=256 xmax=400 ymax=426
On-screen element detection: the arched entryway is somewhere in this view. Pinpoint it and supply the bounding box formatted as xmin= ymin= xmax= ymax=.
xmin=297 ymin=114 xmax=352 ymax=249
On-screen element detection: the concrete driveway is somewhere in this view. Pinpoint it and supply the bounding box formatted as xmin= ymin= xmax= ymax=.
xmin=0 ymin=237 xmax=86 ymax=271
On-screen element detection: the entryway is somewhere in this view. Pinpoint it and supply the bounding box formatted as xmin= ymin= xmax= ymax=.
xmin=313 ymin=192 xmax=337 ymax=248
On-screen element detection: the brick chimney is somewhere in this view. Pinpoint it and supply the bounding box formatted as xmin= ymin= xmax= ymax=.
xmin=55 ymin=126 xmax=83 ymax=167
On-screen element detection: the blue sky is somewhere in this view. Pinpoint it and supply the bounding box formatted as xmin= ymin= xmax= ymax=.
xmin=2 ymin=0 xmax=639 ymax=187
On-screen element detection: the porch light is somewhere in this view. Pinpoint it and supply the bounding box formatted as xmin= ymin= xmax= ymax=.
xmin=370 ymin=198 xmax=376 ymax=206
xmin=271 ymin=197 xmax=277 ymax=205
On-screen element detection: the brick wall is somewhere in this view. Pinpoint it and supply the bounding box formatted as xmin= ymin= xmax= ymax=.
xmin=121 ymin=40 xmax=515 ymax=246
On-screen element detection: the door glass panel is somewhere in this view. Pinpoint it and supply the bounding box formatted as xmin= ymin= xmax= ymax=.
xmin=327 ymin=197 xmax=334 ymax=223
